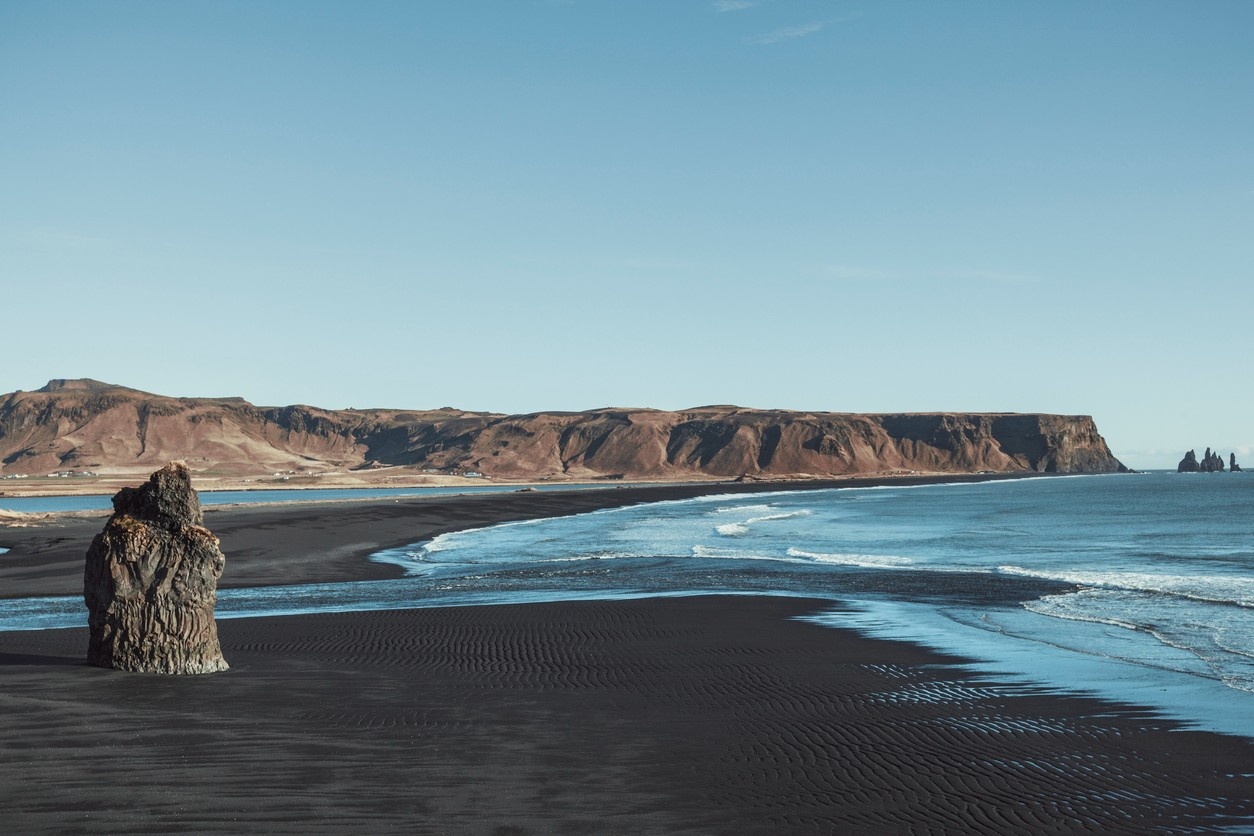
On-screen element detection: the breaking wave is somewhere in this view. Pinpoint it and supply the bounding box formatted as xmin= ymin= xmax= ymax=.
xmin=997 ymin=565 xmax=1254 ymax=608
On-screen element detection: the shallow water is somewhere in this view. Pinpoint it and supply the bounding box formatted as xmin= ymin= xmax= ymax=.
xmin=366 ymin=472 xmax=1254 ymax=735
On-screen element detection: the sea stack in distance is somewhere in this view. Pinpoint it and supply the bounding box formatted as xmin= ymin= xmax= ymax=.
xmin=1177 ymin=448 xmax=1228 ymax=473
xmin=83 ymin=461 xmax=229 ymax=674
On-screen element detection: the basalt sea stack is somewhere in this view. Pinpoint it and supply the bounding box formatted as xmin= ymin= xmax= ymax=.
xmin=83 ymin=461 xmax=228 ymax=673
xmin=1178 ymin=448 xmax=1228 ymax=473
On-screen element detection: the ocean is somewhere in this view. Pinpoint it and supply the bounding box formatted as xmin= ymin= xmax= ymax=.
xmin=4 ymin=472 xmax=1251 ymax=738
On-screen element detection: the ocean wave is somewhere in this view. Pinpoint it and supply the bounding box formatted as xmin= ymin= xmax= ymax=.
xmin=1023 ymin=589 xmax=1254 ymax=693
xmin=420 ymin=537 xmax=453 ymax=554
xmin=712 ymin=508 xmax=814 ymax=537
xmin=665 ymin=490 xmax=814 ymax=508
xmin=711 ymin=504 xmax=775 ymax=516
xmin=1022 ymin=592 xmax=1145 ymax=632
xmin=786 ymin=548 xmax=914 ymax=568
xmin=749 ymin=510 xmax=813 ymax=523
xmin=690 ymin=545 xmax=806 ymax=563
xmin=543 ymin=551 xmax=644 ymax=562
xmin=1215 ymin=631 xmax=1254 ymax=661
xmin=413 ymin=515 xmax=561 ymax=556
xmin=998 ymin=565 xmax=1254 ymax=608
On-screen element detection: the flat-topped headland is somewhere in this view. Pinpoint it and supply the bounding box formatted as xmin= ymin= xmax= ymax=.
xmin=0 ymin=380 xmax=1126 ymax=493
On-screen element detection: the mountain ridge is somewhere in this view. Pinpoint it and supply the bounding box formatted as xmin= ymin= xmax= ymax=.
xmin=0 ymin=380 xmax=1128 ymax=480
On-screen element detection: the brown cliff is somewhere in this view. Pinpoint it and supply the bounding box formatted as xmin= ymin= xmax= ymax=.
xmin=0 ymin=380 xmax=1127 ymax=481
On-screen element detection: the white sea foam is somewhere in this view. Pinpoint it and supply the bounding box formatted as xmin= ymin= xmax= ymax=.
xmin=1022 ymin=589 xmax=1254 ymax=693
xmin=711 ymin=504 xmax=775 ymax=516
xmin=998 ymin=565 xmax=1254 ymax=608
xmin=690 ymin=545 xmax=806 ymax=563
xmin=543 ymin=551 xmax=644 ymax=562
xmin=749 ymin=510 xmax=813 ymax=523
xmin=712 ymin=508 xmax=812 ymax=536
xmin=786 ymin=548 xmax=914 ymax=568
xmin=648 ymin=488 xmax=816 ymax=510
xmin=415 ymin=514 xmax=560 ymax=555
xmin=421 ymin=536 xmax=454 ymax=554
xmin=1022 ymin=591 xmax=1145 ymax=632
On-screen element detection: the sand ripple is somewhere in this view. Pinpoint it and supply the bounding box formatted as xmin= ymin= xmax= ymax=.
xmin=0 ymin=596 xmax=1249 ymax=834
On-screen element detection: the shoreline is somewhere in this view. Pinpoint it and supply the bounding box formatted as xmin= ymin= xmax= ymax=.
xmin=0 ymin=468 xmax=984 ymax=500
xmin=2 ymin=595 xmax=1249 ymax=833
xmin=8 ymin=468 xmax=1248 ymax=747
xmin=0 ymin=471 xmax=1051 ymax=599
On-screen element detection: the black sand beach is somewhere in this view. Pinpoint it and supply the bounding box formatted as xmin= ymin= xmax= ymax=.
xmin=2 ymin=479 xmax=1252 ymax=833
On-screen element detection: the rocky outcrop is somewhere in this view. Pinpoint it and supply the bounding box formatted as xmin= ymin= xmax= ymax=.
xmin=2 ymin=380 xmax=1128 ymax=480
xmin=1178 ymin=448 xmax=1233 ymax=473
xmin=1232 ymin=453 xmax=1242 ymax=472
xmin=83 ymin=462 xmax=228 ymax=674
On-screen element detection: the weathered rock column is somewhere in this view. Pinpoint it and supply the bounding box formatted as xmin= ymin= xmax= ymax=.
xmin=84 ymin=461 xmax=228 ymax=673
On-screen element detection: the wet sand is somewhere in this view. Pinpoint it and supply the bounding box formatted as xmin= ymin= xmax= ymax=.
xmin=2 ymin=596 xmax=1250 ymax=834
xmin=1 ymin=477 xmax=1251 ymax=833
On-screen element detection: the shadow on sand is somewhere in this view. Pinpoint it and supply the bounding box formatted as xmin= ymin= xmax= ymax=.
xmin=0 ymin=651 xmax=85 ymax=668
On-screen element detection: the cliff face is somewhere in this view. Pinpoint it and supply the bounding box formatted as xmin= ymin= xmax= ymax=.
xmin=382 ymin=410 xmax=1127 ymax=478
xmin=0 ymin=380 xmax=1127 ymax=480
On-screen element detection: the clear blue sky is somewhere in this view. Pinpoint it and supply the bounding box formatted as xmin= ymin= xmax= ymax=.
xmin=2 ymin=1 xmax=1251 ymax=469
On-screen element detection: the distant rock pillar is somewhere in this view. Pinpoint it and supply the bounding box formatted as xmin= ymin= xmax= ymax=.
xmin=83 ymin=462 xmax=228 ymax=674
xmin=1232 ymin=453 xmax=1242 ymax=472
xmin=1177 ymin=450 xmax=1199 ymax=473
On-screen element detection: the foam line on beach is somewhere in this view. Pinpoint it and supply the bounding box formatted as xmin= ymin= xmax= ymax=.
xmin=999 ymin=565 xmax=1254 ymax=607
xmin=813 ymin=598 xmax=1254 ymax=741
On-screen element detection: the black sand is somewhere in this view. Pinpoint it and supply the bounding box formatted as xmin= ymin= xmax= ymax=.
xmin=2 ymin=597 xmax=1251 ymax=833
